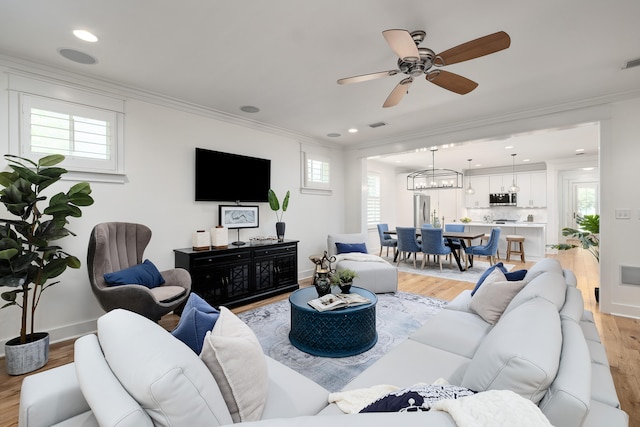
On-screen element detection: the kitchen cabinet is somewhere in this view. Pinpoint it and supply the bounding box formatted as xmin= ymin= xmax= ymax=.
xmin=516 ymin=171 xmax=547 ymax=207
xmin=174 ymin=240 xmax=299 ymax=308
xmin=489 ymin=174 xmax=516 ymax=193
xmin=464 ymin=175 xmax=490 ymax=208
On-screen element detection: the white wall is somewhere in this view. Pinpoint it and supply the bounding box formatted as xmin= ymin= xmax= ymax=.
xmin=0 ymin=70 xmax=346 ymax=352
xmin=600 ymin=98 xmax=640 ymax=317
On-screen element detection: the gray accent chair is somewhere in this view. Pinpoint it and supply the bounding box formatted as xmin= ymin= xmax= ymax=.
xmin=87 ymin=222 xmax=191 ymax=321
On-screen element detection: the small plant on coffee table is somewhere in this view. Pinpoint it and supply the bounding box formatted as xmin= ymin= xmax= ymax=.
xmin=331 ymin=269 xmax=358 ymax=293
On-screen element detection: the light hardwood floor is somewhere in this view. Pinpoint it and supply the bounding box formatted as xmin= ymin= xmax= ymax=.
xmin=1 ymin=249 xmax=637 ymax=426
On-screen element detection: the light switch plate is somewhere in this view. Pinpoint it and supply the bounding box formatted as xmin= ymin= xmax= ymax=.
xmin=615 ymin=208 xmax=631 ymax=219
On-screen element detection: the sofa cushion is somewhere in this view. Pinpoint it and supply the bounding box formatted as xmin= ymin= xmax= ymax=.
xmin=74 ymin=334 xmax=153 ymax=427
xmin=560 ymin=286 xmax=585 ymax=323
xmin=503 ymin=271 xmax=567 ymax=317
xmin=97 ymin=309 xmax=233 ymax=427
xmin=171 ymin=293 xmax=220 ymax=353
xmin=526 ymin=258 xmax=564 ymax=278
xmin=461 ymin=298 xmax=562 ymax=404
xmin=538 ymin=319 xmax=591 ymax=427
xmin=359 ymin=384 xmax=476 ymax=413
xmin=103 ymin=259 xmax=165 ymax=288
xmin=469 ymin=269 xmax=527 ymax=325
xmin=409 ymin=309 xmax=493 ymax=358
xmin=261 ymin=357 xmax=330 ymax=419
xmin=200 ymin=307 xmax=268 ymax=423
xmin=334 ymin=259 xmax=398 ymax=294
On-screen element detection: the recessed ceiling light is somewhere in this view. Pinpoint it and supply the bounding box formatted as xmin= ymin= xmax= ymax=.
xmin=475 ymin=163 xmax=482 ymax=167
xmin=504 ymin=145 xmax=514 ymax=149
xmin=327 ymin=133 xmax=341 ymax=138
xmin=348 ymin=128 xmax=358 ymax=133
xmin=73 ymin=29 xmax=98 ymax=42
xmin=58 ymin=48 xmax=97 ymax=64
xmin=575 ymin=148 xmax=585 ymax=152
xmin=522 ymin=158 xmax=531 ymax=162
xmin=582 ymin=167 xmax=595 ymax=171
xmin=240 ymin=105 xmax=260 ymax=113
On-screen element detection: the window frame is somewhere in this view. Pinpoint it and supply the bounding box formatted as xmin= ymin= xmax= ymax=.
xmin=8 ymin=73 xmax=126 ymax=182
xmin=367 ymin=172 xmax=381 ymax=227
xmin=300 ymin=148 xmax=332 ymax=195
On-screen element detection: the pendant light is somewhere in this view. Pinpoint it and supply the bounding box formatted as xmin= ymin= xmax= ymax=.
xmin=464 ymin=159 xmax=475 ymax=195
xmin=508 ymin=153 xmax=520 ymax=193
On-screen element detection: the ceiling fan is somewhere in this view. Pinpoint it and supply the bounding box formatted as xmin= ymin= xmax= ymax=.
xmin=337 ymin=29 xmax=511 ymax=108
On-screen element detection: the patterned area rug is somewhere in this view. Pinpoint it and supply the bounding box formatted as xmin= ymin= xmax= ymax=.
xmin=237 ymin=291 xmax=446 ymax=392
xmin=395 ymin=259 xmax=514 ymax=283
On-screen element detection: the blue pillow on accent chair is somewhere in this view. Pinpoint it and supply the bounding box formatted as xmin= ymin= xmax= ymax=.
xmin=335 ymin=242 xmax=368 ymax=254
xmin=103 ymin=259 xmax=165 ymax=288
xmin=171 ymin=293 xmax=220 ymax=354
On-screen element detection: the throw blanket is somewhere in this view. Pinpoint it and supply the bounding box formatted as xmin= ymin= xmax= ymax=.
xmin=334 ymin=253 xmax=391 ymax=265
xmin=431 ymin=390 xmax=553 ymax=427
xmin=328 ymin=385 xmax=400 ymax=413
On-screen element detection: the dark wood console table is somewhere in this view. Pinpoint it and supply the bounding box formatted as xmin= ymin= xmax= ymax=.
xmin=174 ymin=239 xmax=299 ymax=308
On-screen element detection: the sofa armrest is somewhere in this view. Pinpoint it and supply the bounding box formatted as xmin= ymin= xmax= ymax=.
xmin=19 ymin=363 xmax=90 ymax=427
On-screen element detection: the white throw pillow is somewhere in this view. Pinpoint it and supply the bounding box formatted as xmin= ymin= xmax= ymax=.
xmin=469 ymin=268 xmax=528 ymax=324
xmin=200 ymin=307 xmax=268 ymax=423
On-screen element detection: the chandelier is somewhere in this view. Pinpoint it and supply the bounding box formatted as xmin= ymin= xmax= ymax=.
xmin=407 ymin=148 xmax=463 ymax=191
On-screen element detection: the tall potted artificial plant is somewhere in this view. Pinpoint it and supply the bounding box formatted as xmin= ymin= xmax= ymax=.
xmin=0 ymin=154 xmax=94 ymax=375
xmin=268 ymin=189 xmax=289 ymax=241
xmin=550 ymin=214 xmax=600 ymax=301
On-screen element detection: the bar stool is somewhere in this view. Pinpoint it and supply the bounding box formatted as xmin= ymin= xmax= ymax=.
xmin=506 ymin=235 xmax=526 ymax=262
xmin=480 ymin=233 xmax=500 ymax=259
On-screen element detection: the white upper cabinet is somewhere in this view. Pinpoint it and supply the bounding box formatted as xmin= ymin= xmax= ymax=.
xmin=489 ymin=174 xmax=515 ymax=193
xmin=464 ymin=175 xmax=490 ymax=208
xmin=516 ymin=171 xmax=547 ymax=207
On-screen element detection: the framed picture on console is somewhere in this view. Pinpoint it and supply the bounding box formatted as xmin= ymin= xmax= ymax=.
xmin=219 ymin=205 xmax=259 ymax=229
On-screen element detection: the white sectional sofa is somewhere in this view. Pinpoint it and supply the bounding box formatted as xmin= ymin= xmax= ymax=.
xmin=19 ymin=259 xmax=627 ymax=427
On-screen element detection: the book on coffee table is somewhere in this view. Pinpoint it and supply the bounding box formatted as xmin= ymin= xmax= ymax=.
xmin=308 ymin=293 xmax=371 ymax=312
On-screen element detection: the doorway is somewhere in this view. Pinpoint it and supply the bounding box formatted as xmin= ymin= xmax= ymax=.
xmin=571 ymin=181 xmax=599 ymax=228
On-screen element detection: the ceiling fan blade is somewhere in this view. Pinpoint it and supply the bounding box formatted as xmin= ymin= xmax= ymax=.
xmin=383 ymin=77 xmax=413 ymax=108
xmin=426 ymin=70 xmax=478 ymax=95
xmin=337 ymin=70 xmax=399 ymax=85
xmin=382 ymin=29 xmax=420 ymax=62
xmin=434 ymin=31 xmax=511 ymax=66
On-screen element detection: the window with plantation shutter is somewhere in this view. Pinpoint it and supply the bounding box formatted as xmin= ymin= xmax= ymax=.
xmin=20 ymin=94 xmax=118 ymax=172
xmin=367 ymin=173 xmax=381 ymax=226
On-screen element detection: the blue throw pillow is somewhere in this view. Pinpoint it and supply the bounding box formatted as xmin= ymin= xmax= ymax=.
xmin=471 ymin=262 xmax=508 ymax=296
xmin=335 ymin=242 xmax=368 ymax=254
xmin=103 ymin=259 xmax=165 ymax=288
xmin=504 ymin=269 xmax=527 ymax=281
xmin=171 ymin=293 xmax=220 ymax=354
xmin=360 ymin=384 xmax=476 ymax=412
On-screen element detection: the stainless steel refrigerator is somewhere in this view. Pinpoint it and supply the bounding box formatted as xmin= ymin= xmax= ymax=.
xmin=413 ymin=194 xmax=431 ymax=228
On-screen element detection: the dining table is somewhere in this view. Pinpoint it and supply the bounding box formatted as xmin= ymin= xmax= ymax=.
xmin=384 ymin=229 xmax=485 ymax=271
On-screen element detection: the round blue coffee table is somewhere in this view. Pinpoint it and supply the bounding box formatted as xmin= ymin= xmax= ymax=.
xmin=288 ymin=286 xmax=377 ymax=357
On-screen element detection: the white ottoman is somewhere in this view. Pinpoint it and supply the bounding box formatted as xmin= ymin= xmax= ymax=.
xmin=327 ymin=233 xmax=398 ymax=293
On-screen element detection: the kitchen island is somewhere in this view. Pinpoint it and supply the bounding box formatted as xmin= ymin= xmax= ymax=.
xmin=453 ymin=222 xmax=546 ymax=261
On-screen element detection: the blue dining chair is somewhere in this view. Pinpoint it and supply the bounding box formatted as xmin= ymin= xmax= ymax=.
xmin=376 ymin=223 xmax=398 ymax=258
xmin=420 ymin=227 xmax=452 ymax=271
xmin=444 ymin=223 xmax=465 ymax=257
xmin=464 ymin=227 xmax=501 ymax=269
xmin=396 ymin=226 xmax=421 ymax=268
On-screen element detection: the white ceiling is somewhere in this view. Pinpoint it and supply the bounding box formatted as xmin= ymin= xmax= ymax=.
xmin=0 ymin=1 xmax=638 ymax=170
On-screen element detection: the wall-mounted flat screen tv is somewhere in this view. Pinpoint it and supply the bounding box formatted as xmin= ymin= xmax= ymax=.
xmin=195 ymin=148 xmax=271 ymax=202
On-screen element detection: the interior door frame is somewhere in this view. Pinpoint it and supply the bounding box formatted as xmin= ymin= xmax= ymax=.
xmin=558 ymin=170 xmax=600 ymax=237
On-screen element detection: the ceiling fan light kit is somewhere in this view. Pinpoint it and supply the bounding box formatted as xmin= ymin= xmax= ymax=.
xmin=338 ymin=29 xmax=510 ymax=107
